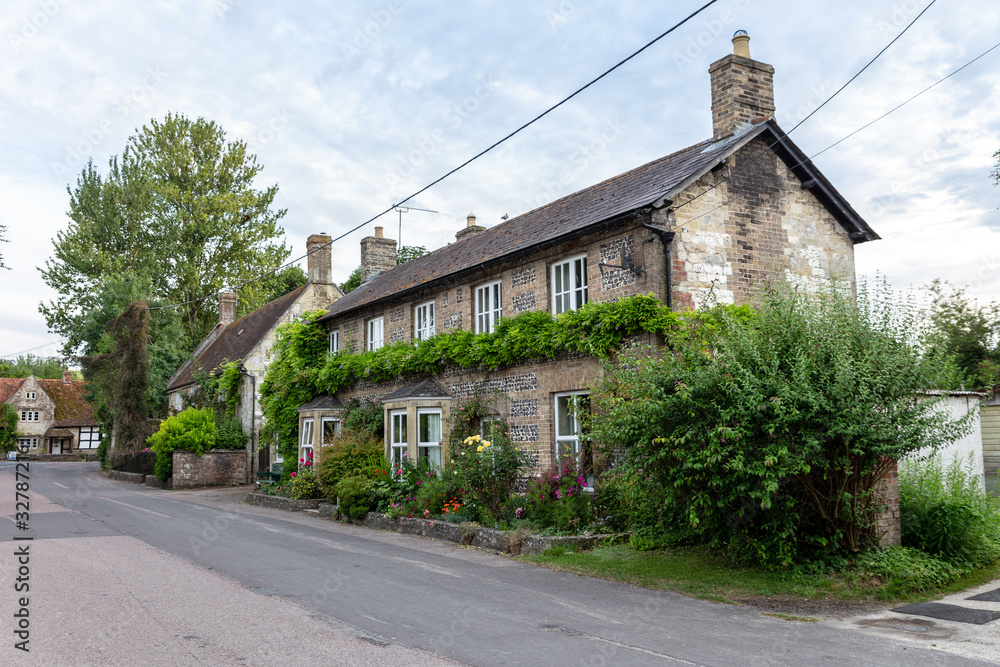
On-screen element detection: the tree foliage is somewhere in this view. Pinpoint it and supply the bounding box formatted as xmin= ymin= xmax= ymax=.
xmin=147 ymin=407 xmax=216 ymax=480
xmin=0 ymin=354 xmax=66 ymax=379
xmin=339 ymin=245 xmax=426 ymax=295
xmin=923 ymin=280 xmax=1000 ymax=389
xmin=590 ymin=284 xmax=973 ymax=568
xmin=0 ymin=404 xmax=18 ymax=453
xmin=82 ymin=301 xmax=153 ymax=459
xmin=40 ymin=112 xmax=291 ymax=355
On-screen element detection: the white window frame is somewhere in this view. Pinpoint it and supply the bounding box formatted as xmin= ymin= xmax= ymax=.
xmin=25 ymin=391 xmax=36 ymax=400
xmin=328 ymin=330 xmax=340 ymax=354
xmin=552 ymin=254 xmax=588 ymax=315
xmin=367 ymin=317 xmax=384 ymax=351
xmin=390 ymin=410 xmax=407 ymax=473
xmin=300 ymin=418 xmax=314 ymax=462
xmin=321 ymin=417 xmax=341 ymax=446
xmin=417 ymin=408 xmax=443 ymax=469
xmin=78 ymin=426 xmax=102 ymax=450
xmin=20 ymin=411 xmax=39 ymax=422
xmin=17 ymin=438 xmax=38 ymax=450
xmin=475 ymin=281 xmax=502 ymax=334
xmin=554 ymin=391 xmax=591 ymax=489
xmin=414 ymin=301 xmax=435 ymax=341
xmin=480 ymin=416 xmax=501 ymax=440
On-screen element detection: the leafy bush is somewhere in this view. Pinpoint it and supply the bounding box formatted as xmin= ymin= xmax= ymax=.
xmin=854 ymin=546 xmax=961 ymax=597
xmin=524 ymin=463 xmax=592 ymax=534
xmin=336 ymin=475 xmax=374 ymax=520
xmin=414 ymin=475 xmax=453 ymax=515
xmin=214 ymin=416 xmax=248 ymax=449
xmin=97 ymin=436 xmax=111 ymax=470
xmin=341 ymin=398 xmax=384 ymax=439
xmin=147 ymin=407 xmax=215 ymax=480
xmin=899 ymin=453 xmax=1000 ymax=567
xmin=316 ymin=429 xmax=383 ymax=502
xmin=589 ymin=283 xmax=973 ymax=568
xmin=450 ymin=431 xmax=534 ymax=522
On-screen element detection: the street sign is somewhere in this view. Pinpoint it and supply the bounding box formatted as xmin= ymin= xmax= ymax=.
xmin=6 ymin=451 xmax=17 ymax=461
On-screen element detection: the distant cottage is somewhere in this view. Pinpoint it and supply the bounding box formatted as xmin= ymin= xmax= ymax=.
xmin=296 ymin=33 xmax=878 ymax=474
xmin=1 ymin=371 xmax=101 ymax=457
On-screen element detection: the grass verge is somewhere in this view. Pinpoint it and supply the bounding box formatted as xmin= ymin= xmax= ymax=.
xmin=519 ymin=545 xmax=1000 ymax=609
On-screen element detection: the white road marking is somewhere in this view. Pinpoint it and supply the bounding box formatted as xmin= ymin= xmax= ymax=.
xmin=97 ymin=496 xmax=172 ymax=519
xmin=53 ymin=482 xmax=69 ymax=489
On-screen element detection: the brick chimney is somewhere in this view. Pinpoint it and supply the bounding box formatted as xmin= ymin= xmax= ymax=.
xmin=219 ymin=290 xmax=237 ymax=327
xmin=360 ymin=226 xmax=397 ymax=283
xmin=708 ymin=31 xmax=775 ymax=142
xmin=62 ymin=369 xmax=72 ymax=383
xmin=306 ymin=233 xmax=333 ymax=284
xmin=455 ymin=212 xmax=486 ymax=242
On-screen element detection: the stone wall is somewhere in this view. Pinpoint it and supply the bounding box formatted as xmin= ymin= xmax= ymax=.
xmin=173 ymin=449 xmax=247 ymax=489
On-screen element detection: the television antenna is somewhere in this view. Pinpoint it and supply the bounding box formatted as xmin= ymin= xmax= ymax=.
xmin=392 ymin=204 xmax=438 ymax=248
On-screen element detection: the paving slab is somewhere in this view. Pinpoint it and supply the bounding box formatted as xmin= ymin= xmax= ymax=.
xmin=891 ymin=602 xmax=1000 ymax=625
xmin=968 ymin=587 xmax=1000 ymax=602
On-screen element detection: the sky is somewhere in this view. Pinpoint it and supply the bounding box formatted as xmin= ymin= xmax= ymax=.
xmin=1 ymin=0 xmax=998 ymax=361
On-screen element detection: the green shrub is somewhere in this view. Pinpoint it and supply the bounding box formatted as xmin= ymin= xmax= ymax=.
xmin=147 ymin=407 xmax=215 ymax=480
xmin=289 ymin=468 xmax=322 ymax=500
xmin=415 ymin=475 xmax=453 ymax=515
xmin=214 ymin=416 xmax=248 ymax=449
xmin=97 ymin=435 xmax=111 ymax=470
xmin=524 ymin=463 xmax=592 ymax=534
xmin=316 ymin=429 xmax=383 ymax=502
xmin=336 ymin=475 xmax=373 ymax=520
xmin=450 ymin=430 xmax=534 ymax=522
xmin=899 ymin=453 xmax=1000 ymax=567
xmin=854 ymin=546 xmax=961 ymax=596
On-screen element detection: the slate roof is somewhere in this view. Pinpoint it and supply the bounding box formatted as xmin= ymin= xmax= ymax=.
xmin=0 ymin=378 xmax=25 ymax=404
xmin=318 ymin=120 xmax=876 ymax=323
xmin=168 ymin=285 xmax=307 ymax=391
xmin=36 ymin=379 xmax=99 ymax=427
xmin=380 ymin=378 xmax=452 ymax=402
xmin=296 ymin=394 xmax=345 ymax=412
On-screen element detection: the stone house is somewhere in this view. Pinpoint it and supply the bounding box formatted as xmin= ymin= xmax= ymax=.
xmin=166 ymin=234 xmax=342 ymax=478
xmin=298 ymin=34 xmax=878 ymax=474
xmin=1 ymin=372 xmax=101 ymax=456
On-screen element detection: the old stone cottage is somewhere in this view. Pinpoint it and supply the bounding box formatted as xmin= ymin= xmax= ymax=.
xmin=167 ymin=234 xmax=342 ymax=478
xmin=1 ymin=372 xmax=101 ymax=457
xmin=298 ymin=34 xmax=878 ymax=474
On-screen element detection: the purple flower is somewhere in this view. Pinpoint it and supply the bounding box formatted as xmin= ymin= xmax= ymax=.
xmin=577 ymin=476 xmax=585 ymax=485
xmin=554 ymin=489 xmax=563 ymax=500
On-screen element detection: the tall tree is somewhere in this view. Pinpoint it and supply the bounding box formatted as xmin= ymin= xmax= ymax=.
xmin=923 ymin=280 xmax=1000 ymax=389
xmin=0 ymin=354 xmax=66 ymax=379
xmin=40 ymin=112 xmax=291 ymax=355
xmin=0 ymin=404 xmax=17 ymax=453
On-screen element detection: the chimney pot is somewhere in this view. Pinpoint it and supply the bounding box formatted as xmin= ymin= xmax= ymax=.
xmin=732 ymin=30 xmax=751 ymax=58
xmin=375 ymin=226 xmax=384 ymax=238
xmin=466 ymin=213 xmax=477 ymax=228
xmin=62 ymin=369 xmax=71 ymax=383
xmin=456 ymin=212 xmax=486 ymax=242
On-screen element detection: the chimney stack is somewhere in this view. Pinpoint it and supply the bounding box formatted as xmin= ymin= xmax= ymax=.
xmin=306 ymin=233 xmax=333 ymax=284
xmin=708 ymin=31 xmax=775 ymax=142
xmin=360 ymin=226 xmax=397 ymax=283
xmin=62 ymin=369 xmax=72 ymax=384
xmin=455 ymin=212 xmax=486 ymax=242
xmin=219 ymin=290 xmax=237 ymax=327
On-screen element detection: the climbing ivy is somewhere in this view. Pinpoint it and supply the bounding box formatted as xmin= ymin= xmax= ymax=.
xmin=259 ymin=295 xmax=751 ymax=467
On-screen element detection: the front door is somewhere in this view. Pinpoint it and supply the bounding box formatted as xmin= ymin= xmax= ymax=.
xmin=51 ymin=439 xmax=62 ymax=455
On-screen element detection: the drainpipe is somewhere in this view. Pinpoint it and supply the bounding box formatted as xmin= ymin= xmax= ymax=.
xmin=641 ymin=222 xmax=675 ymax=309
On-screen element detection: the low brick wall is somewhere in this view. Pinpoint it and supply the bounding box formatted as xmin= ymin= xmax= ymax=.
xmin=173 ymin=449 xmax=247 ymax=489
xmin=877 ymin=459 xmax=901 ymax=547
xmin=245 ymin=493 xmax=321 ymax=511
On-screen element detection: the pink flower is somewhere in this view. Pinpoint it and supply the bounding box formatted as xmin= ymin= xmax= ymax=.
xmin=290 ymin=472 xmax=296 ymax=477
xmin=577 ymin=476 xmax=584 ymax=485
xmin=554 ymin=489 xmax=563 ymax=500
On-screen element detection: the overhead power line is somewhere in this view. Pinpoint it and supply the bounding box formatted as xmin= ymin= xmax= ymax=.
xmin=148 ymin=1 xmax=722 ymax=311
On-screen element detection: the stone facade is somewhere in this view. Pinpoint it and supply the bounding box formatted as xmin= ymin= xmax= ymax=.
xmin=172 ymin=449 xmax=247 ymax=489
xmin=3 ymin=374 xmax=101 ymax=456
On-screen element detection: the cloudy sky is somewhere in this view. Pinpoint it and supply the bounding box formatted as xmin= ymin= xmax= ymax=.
xmin=1 ymin=0 xmax=998 ymax=360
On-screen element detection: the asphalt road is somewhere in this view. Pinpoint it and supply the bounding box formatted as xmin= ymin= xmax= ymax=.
xmin=0 ymin=462 xmax=990 ymax=666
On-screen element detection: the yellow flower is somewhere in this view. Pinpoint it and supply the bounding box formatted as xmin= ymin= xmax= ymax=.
xmin=482 ymin=441 xmax=491 ymax=448
xmin=477 ymin=445 xmax=483 ymax=452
